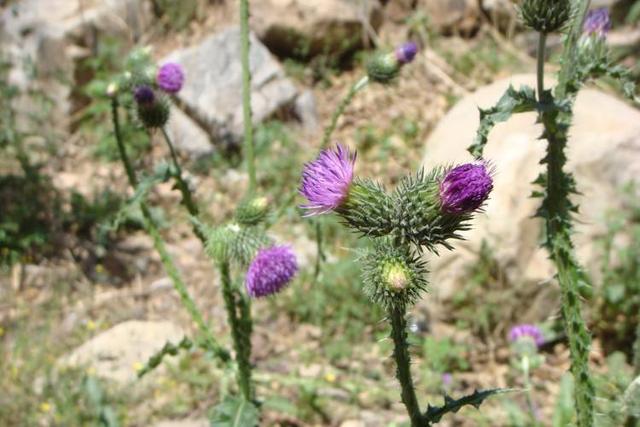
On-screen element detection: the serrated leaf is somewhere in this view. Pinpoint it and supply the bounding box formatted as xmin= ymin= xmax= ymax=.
xmin=424 ymin=388 xmax=513 ymax=424
xmin=468 ymin=85 xmax=537 ymax=158
xmin=210 ymin=396 xmax=259 ymax=427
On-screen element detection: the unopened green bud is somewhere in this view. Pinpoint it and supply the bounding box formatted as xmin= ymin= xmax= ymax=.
xmin=206 ymin=224 xmax=237 ymax=263
xmin=361 ymin=239 xmax=428 ymax=311
xmin=235 ymin=196 xmax=270 ymax=226
xmin=519 ymin=0 xmax=572 ymax=33
xmin=337 ymin=178 xmax=395 ymax=237
xmin=383 ymin=263 xmax=411 ymax=293
xmin=366 ymin=52 xmax=400 ymax=84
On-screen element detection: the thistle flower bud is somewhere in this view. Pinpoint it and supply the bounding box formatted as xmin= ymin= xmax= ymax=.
xmin=361 ymin=239 xmax=428 ymax=311
xmin=519 ymin=0 xmax=572 ymax=33
xmin=206 ymin=223 xmax=272 ymax=265
xmin=439 ymin=163 xmax=493 ymax=214
xmin=393 ymin=163 xmax=493 ymax=251
xmin=509 ymin=324 xmax=545 ymax=347
xmin=395 ymin=41 xmax=419 ymax=65
xmin=245 ymin=245 xmax=298 ymax=298
xmin=366 ymin=52 xmax=400 ymax=83
xmin=583 ymin=8 xmax=611 ymax=38
xmin=134 ymin=85 xmax=155 ymax=105
xmin=235 ymin=196 xmax=270 ymax=226
xmin=134 ymin=86 xmax=170 ymax=128
xmin=157 ymin=62 xmax=185 ymax=94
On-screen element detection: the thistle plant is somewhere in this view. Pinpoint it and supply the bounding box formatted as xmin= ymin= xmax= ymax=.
xmin=509 ymin=324 xmax=546 ymax=425
xmin=106 ymin=0 xmax=301 ymax=421
xmin=468 ymin=2 xmax=639 ymax=426
xmin=300 ymin=141 xmax=504 ymax=425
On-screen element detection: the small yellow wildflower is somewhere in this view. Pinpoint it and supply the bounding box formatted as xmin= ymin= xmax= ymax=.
xmin=39 ymin=402 xmax=52 ymax=413
xmin=86 ymin=320 xmax=97 ymax=331
xmin=133 ymin=361 xmax=144 ymax=372
xmin=324 ymin=372 xmax=336 ymax=383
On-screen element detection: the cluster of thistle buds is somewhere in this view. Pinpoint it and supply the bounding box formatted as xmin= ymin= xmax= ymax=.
xmin=300 ymin=143 xmax=494 ymax=310
xmin=106 ymin=47 xmax=186 ymax=129
xmin=206 ymin=195 xmax=299 ymax=299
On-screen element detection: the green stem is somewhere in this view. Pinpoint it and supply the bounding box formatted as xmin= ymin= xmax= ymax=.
xmin=634 ymin=321 xmax=640 ymax=376
xmin=537 ymin=32 xmax=547 ymax=102
xmin=220 ymin=260 xmax=253 ymax=400
xmin=522 ymin=356 xmax=539 ymax=426
xmin=111 ymin=98 xmax=230 ymax=365
xmin=159 ymin=127 xmax=206 ymax=242
xmin=240 ymin=0 xmax=256 ymax=193
xmin=389 ymin=305 xmax=423 ymax=427
xmin=321 ymin=75 xmax=369 ymax=149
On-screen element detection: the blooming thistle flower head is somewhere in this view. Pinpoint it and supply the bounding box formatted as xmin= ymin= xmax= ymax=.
xmin=156 ymin=62 xmax=185 ymax=94
xmin=509 ymin=324 xmax=544 ymax=347
xmin=395 ymin=41 xmax=419 ymax=64
xmin=439 ymin=162 xmax=494 ymax=214
xmin=300 ymin=144 xmax=355 ymax=216
xmin=245 ymin=245 xmax=298 ymax=298
xmin=134 ymin=85 xmax=155 ymax=105
xmin=583 ymin=8 xmax=611 ymax=38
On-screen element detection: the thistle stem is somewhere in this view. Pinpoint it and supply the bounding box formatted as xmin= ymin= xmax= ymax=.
xmin=220 ymin=260 xmax=253 ymax=401
xmin=159 ymin=127 xmax=206 ymax=243
xmin=633 ymin=321 xmax=640 ymax=376
xmin=521 ymin=356 xmax=539 ymax=425
xmin=536 ymin=32 xmax=547 ymax=102
xmin=111 ymin=98 xmax=230 ymax=364
xmin=321 ymin=75 xmax=369 ymax=149
xmin=389 ymin=305 xmax=423 ymax=426
xmin=240 ymin=0 xmax=256 ymax=193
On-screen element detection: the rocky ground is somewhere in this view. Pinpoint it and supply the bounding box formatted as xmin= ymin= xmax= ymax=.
xmin=1 ymin=0 xmax=639 ymax=426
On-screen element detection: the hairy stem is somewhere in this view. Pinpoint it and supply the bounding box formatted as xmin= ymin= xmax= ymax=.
xmin=220 ymin=261 xmax=253 ymax=400
xmin=521 ymin=356 xmax=539 ymax=425
xmin=111 ymin=99 xmax=230 ymax=364
xmin=537 ymin=32 xmax=547 ymax=101
xmin=389 ymin=305 xmax=423 ymax=426
xmin=634 ymin=321 xmax=640 ymax=376
xmin=160 ymin=127 xmax=207 ymax=242
xmin=321 ymin=75 xmax=369 ymax=149
xmin=240 ymin=0 xmax=256 ymax=193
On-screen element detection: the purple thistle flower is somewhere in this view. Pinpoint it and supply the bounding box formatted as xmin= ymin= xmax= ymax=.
xmin=395 ymin=41 xmax=419 ymax=64
xmin=583 ymin=8 xmax=612 ymax=38
xmin=439 ymin=162 xmax=494 ymax=214
xmin=246 ymin=245 xmax=298 ymax=298
xmin=509 ymin=324 xmax=545 ymax=347
xmin=156 ymin=62 xmax=185 ymax=94
xmin=133 ymin=85 xmax=155 ymax=105
xmin=300 ymin=144 xmax=356 ymax=216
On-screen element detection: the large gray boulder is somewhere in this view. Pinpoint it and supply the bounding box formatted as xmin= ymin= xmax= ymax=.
xmin=250 ymin=0 xmax=383 ymax=59
xmin=1 ymin=0 xmax=152 ymax=125
xmin=163 ymin=27 xmax=300 ymax=155
xmin=422 ymin=74 xmax=640 ymax=320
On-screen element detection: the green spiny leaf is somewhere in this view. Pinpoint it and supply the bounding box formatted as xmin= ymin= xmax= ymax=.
xmin=468 ymin=85 xmax=537 ymax=158
xmin=424 ymin=388 xmax=513 ymax=424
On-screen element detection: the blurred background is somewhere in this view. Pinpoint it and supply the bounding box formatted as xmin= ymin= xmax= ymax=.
xmin=1 ymin=0 xmax=639 ymax=425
